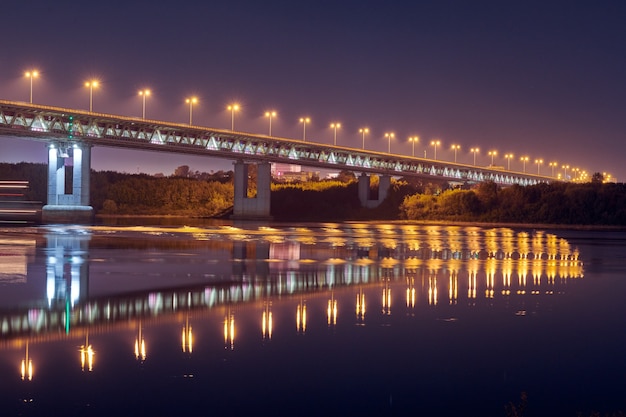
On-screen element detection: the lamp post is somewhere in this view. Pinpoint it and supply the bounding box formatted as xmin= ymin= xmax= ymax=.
xmin=409 ymin=136 xmax=419 ymax=157
xmin=330 ymin=122 xmax=341 ymax=145
xmin=138 ymin=89 xmax=150 ymax=119
xmin=299 ymin=117 xmax=310 ymax=141
xmin=359 ymin=128 xmax=369 ymax=149
xmin=24 ymin=70 xmax=39 ymax=104
xmin=385 ymin=132 xmax=395 ymax=153
xmin=430 ymin=140 xmax=440 ymax=160
xmin=186 ymin=97 xmax=197 ymax=125
xmin=535 ymin=159 xmax=543 ymax=175
xmin=264 ymin=111 xmax=276 ymax=136
xmin=520 ymin=156 xmax=529 ymax=173
xmin=227 ymin=104 xmax=240 ymax=131
xmin=562 ymin=164 xmax=569 ymax=180
xmin=549 ymin=161 xmax=557 ymax=177
xmin=84 ymin=80 xmax=99 ymax=112
xmin=504 ymin=153 xmax=514 ymax=170
xmin=451 ymin=144 xmax=460 ymax=163
xmin=470 ymin=147 xmax=479 ymax=166
xmin=488 ymin=150 xmax=497 ymax=166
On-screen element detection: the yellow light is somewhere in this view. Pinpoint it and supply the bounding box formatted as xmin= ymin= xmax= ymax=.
xmin=138 ymin=89 xmax=151 ymax=96
xmin=265 ymin=110 xmax=276 ymax=117
xmin=299 ymin=117 xmax=310 ymax=123
xmin=186 ymin=97 xmax=198 ymax=104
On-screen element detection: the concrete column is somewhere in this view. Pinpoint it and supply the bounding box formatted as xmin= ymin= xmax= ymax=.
xmin=72 ymin=145 xmax=91 ymax=206
xmin=43 ymin=143 xmax=93 ymax=223
xmin=358 ymin=173 xmax=391 ymax=208
xmin=379 ymin=175 xmax=391 ymax=202
xmin=232 ymin=161 xmax=272 ymax=219
xmin=358 ymin=173 xmax=370 ymax=204
xmin=47 ymin=146 xmax=65 ymax=205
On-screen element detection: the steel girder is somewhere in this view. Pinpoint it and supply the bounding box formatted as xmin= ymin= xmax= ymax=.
xmin=0 ymin=99 xmax=549 ymax=186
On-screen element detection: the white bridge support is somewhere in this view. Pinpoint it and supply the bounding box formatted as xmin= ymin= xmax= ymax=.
xmin=42 ymin=143 xmax=94 ymax=223
xmin=232 ymin=161 xmax=272 ymax=219
xmin=358 ymin=173 xmax=391 ymax=208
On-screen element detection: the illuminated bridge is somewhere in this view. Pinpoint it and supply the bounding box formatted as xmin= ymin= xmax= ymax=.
xmin=0 ymin=99 xmax=552 ymax=221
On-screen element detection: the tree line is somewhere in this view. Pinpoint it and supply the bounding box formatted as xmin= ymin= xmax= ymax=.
xmin=2 ymin=162 xmax=625 ymax=225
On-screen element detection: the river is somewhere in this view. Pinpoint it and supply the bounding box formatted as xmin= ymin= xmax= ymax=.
xmin=0 ymin=221 xmax=624 ymax=416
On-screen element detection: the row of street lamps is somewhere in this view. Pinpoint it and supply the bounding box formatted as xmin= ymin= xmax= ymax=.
xmin=20 ymin=70 xmax=585 ymax=178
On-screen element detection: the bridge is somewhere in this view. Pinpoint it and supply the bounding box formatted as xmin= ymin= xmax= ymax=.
xmin=0 ymin=99 xmax=552 ymax=221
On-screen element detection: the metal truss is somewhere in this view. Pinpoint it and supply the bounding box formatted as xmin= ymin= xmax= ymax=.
xmin=0 ymin=100 xmax=550 ymax=185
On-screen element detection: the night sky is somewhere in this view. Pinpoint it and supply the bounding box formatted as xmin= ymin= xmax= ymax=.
xmin=1 ymin=1 xmax=625 ymax=180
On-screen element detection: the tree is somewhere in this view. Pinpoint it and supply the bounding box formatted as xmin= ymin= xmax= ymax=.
xmin=591 ymin=172 xmax=604 ymax=184
xmin=174 ymin=165 xmax=190 ymax=177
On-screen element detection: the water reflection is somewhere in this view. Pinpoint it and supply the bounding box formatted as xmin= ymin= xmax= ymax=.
xmin=0 ymin=223 xmax=586 ymax=411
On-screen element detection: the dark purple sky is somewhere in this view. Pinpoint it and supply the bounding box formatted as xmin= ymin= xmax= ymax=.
xmin=1 ymin=1 xmax=625 ymax=180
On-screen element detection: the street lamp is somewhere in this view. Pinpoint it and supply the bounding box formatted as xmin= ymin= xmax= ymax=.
xmin=504 ymin=153 xmax=514 ymax=170
xmin=562 ymin=164 xmax=569 ymax=180
xmin=409 ymin=136 xmax=419 ymax=157
xmin=24 ymin=70 xmax=39 ymax=104
xmin=488 ymin=150 xmax=497 ymax=166
xmin=138 ymin=89 xmax=150 ymax=119
xmin=451 ymin=144 xmax=460 ymax=163
xmin=84 ymin=80 xmax=99 ymax=112
xmin=535 ymin=159 xmax=543 ymax=175
xmin=227 ymin=104 xmax=240 ymax=131
xmin=299 ymin=117 xmax=310 ymax=141
xmin=520 ymin=156 xmax=529 ymax=173
xmin=549 ymin=161 xmax=558 ymax=177
xmin=330 ymin=122 xmax=341 ymax=145
xmin=186 ymin=97 xmax=197 ymax=125
xmin=430 ymin=139 xmax=440 ymax=160
xmin=264 ymin=111 xmax=276 ymax=136
xmin=359 ymin=128 xmax=369 ymax=149
xmin=470 ymin=148 xmax=479 ymax=165
xmin=385 ymin=132 xmax=395 ymax=153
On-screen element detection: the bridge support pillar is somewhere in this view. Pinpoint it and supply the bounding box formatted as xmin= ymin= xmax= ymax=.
xmin=42 ymin=143 xmax=94 ymax=223
xmin=358 ymin=173 xmax=391 ymax=208
xmin=232 ymin=161 xmax=272 ymax=220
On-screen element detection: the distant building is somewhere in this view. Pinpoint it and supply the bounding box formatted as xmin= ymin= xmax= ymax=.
xmin=271 ymin=163 xmax=318 ymax=182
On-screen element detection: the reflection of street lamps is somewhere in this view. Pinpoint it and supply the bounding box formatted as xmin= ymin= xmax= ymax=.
xmin=451 ymin=144 xmax=460 ymax=163
xmin=549 ymin=161 xmax=558 ymax=177
xmin=504 ymin=153 xmax=514 ymax=170
xmin=430 ymin=139 xmax=441 ymax=160
xmin=385 ymin=132 xmax=395 ymax=153
xmin=227 ymin=104 xmax=240 ymax=131
xmin=185 ymin=97 xmax=197 ymax=125
xmin=330 ymin=122 xmax=341 ymax=145
xmin=135 ymin=321 xmax=146 ymax=362
xmin=138 ymin=89 xmax=150 ymax=119
xmin=520 ymin=156 xmax=529 ymax=173
xmin=264 ymin=111 xmax=276 ymax=136
xmin=299 ymin=117 xmax=310 ymax=141
xmin=262 ymin=301 xmax=273 ymax=340
xmin=327 ymin=292 xmax=337 ymax=326
xmin=84 ymin=80 xmax=99 ymax=112
xmin=488 ymin=150 xmax=497 ymax=166
xmin=182 ymin=315 xmax=193 ymax=353
xmin=296 ymin=298 xmax=307 ymax=334
xmin=21 ymin=342 xmax=33 ymax=381
xmin=409 ymin=136 xmax=419 ymax=157
xmin=470 ymin=147 xmax=479 ymax=166
xmin=535 ymin=159 xmax=543 ymax=175
xmin=24 ymin=70 xmax=39 ymax=104
xmin=359 ymin=128 xmax=369 ymax=149
xmin=80 ymin=335 xmax=94 ymax=372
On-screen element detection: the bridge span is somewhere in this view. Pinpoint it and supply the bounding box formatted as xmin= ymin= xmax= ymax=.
xmin=0 ymin=99 xmax=551 ymax=221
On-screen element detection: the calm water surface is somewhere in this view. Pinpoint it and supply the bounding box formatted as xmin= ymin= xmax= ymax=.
xmin=0 ymin=222 xmax=624 ymax=416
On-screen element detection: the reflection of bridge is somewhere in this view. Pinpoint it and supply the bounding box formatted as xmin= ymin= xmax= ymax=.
xmin=0 ymin=99 xmax=552 ymax=221
xmin=0 ymin=226 xmax=583 ymax=344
